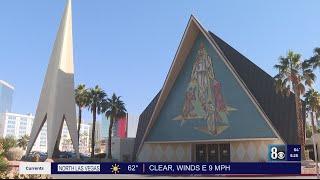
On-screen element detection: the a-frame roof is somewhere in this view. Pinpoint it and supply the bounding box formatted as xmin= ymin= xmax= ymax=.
xmin=208 ymin=31 xmax=302 ymax=145
xmin=133 ymin=15 xmax=302 ymax=159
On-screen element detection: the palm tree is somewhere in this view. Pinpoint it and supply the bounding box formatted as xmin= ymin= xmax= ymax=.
xmin=317 ymin=110 xmax=320 ymax=133
xmin=17 ymin=135 xmax=29 ymax=150
xmin=274 ymin=51 xmax=316 ymax=159
xmin=88 ymin=85 xmax=106 ymax=158
xmin=102 ymin=93 xmax=127 ymax=160
xmin=304 ymin=89 xmax=320 ymax=134
xmin=308 ymin=48 xmax=320 ymax=70
xmin=75 ymin=84 xmax=89 ymax=142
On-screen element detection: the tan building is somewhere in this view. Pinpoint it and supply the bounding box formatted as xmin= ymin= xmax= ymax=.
xmin=100 ymin=137 xmax=135 ymax=162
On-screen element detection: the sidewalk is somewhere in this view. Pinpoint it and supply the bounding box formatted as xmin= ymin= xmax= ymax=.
xmin=51 ymin=174 xmax=318 ymax=179
xmin=302 ymin=162 xmax=320 ymax=175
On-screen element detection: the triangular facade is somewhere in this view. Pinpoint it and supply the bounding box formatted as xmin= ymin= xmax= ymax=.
xmin=146 ymin=32 xmax=278 ymax=142
xmin=134 ymin=16 xmax=291 ymax=162
xmin=142 ymin=18 xmax=277 ymax=142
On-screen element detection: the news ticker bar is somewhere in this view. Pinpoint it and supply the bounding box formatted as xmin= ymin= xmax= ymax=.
xmin=19 ymin=162 xmax=302 ymax=175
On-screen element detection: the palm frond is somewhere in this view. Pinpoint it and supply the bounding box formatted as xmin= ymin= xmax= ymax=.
xmin=274 ymin=51 xmax=315 ymax=98
xmin=103 ymin=93 xmax=127 ymax=121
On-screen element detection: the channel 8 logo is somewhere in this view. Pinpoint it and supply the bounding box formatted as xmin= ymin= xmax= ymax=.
xmin=268 ymin=145 xmax=286 ymax=161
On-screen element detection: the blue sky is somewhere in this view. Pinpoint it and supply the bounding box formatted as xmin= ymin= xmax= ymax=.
xmin=0 ymin=0 xmax=319 ymax=122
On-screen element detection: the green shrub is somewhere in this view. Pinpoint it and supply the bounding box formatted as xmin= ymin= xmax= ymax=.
xmin=0 ymin=136 xmax=17 ymax=154
xmin=0 ymin=158 xmax=8 ymax=174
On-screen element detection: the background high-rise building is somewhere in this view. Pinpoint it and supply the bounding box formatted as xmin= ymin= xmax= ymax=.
xmin=60 ymin=122 xmax=90 ymax=154
xmin=127 ymin=114 xmax=139 ymax=138
xmin=100 ymin=116 xmax=110 ymax=140
xmin=101 ymin=114 xmax=129 ymax=139
xmin=0 ymin=112 xmax=91 ymax=153
xmin=101 ymin=114 xmax=139 ymax=139
xmin=113 ymin=115 xmax=128 ymax=139
xmin=0 ymin=80 xmax=92 ymax=154
xmin=0 ymin=80 xmax=14 ymax=113
xmin=0 ymin=112 xmax=33 ymax=139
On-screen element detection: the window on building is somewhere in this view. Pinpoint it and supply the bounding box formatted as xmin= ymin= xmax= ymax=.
xmin=8 ymin=120 xmax=15 ymax=125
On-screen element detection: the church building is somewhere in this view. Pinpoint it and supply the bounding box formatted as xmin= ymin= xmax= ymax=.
xmin=134 ymin=16 xmax=304 ymax=162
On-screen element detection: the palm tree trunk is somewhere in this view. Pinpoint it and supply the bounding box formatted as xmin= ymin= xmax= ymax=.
xmin=107 ymin=118 xmax=114 ymax=160
xmin=294 ymin=90 xmax=305 ymax=159
xmin=311 ymin=112 xmax=317 ymax=134
xmin=91 ymin=105 xmax=96 ymax=158
xmin=77 ymin=107 xmax=82 ymax=142
xmin=316 ymin=113 xmax=319 ymax=133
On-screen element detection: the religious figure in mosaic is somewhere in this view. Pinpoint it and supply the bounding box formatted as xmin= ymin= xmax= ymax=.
xmin=174 ymin=42 xmax=236 ymax=135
